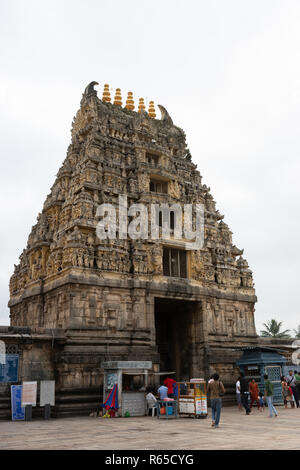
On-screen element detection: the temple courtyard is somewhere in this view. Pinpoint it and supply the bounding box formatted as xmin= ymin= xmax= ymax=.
xmin=1 ymin=405 xmax=300 ymax=450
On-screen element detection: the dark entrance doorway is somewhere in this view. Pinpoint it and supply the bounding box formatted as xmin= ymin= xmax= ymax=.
xmin=154 ymin=297 xmax=201 ymax=381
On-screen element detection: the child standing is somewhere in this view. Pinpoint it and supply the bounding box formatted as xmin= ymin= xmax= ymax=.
xmin=258 ymin=391 xmax=265 ymax=412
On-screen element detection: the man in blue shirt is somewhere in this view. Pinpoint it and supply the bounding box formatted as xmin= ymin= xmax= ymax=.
xmin=157 ymin=384 xmax=168 ymax=399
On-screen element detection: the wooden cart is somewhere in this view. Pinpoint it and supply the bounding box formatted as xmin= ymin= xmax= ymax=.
xmin=177 ymin=379 xmax=207 ymax=418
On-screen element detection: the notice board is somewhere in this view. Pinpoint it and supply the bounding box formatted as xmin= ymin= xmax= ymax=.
xmin=0 ymin=354 xmax=19 ymax=382
xmin=11 ymin=385 xmax=25 ymax=420
xmin=21 ymin=381 xmax=37 ymax=407
xmin=40 ymin=380 xmax=55 ymax=406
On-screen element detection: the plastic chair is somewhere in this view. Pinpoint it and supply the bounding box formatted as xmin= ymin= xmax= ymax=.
xmin=148 ymin=405 xmax=157 ymax=416
xmin=146 ymin=397 xmax=158 ymax=417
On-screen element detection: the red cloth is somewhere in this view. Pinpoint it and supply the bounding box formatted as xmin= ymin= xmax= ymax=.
xmin=163 ymin=378 xmax=176 ymax=395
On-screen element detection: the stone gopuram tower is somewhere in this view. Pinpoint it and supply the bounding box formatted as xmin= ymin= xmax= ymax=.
xmin=9 ymin=82 xmax=257 ymax=399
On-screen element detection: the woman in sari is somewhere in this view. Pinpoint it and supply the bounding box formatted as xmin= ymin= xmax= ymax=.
xmin=249 ymin=378 xmax=260 ymax=410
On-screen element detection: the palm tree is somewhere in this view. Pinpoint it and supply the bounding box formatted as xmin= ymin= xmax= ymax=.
xmin=260 ymin=319 xmax=291 ymax=338
xmin=293 ymin=325 xmax=300 ymax=339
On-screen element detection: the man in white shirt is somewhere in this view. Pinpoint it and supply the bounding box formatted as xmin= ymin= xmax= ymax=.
xmin=146 ymin=392 xmax=157 ymax=407
xmin=236 ymin=377 xmax=242 ymax=411
xmin=146 ymin=391 xmax=158 ymax=415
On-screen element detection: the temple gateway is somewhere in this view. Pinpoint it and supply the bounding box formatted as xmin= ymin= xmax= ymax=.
xmin=7 ymin=82 xmax=257 ymax=414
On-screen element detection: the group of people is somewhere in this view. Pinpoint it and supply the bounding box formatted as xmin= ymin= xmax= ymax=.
xmin=207 ymin=372 xmax=280 ymax=428
xmin=145 ymin=377 xmax=177 ymax=414
xmin=207 ymin=369 xmax=300 ymax=428
xmin=146 ymin=369 xmax=300 ymax=426
xmin=235 ymin=373 xmax=277 ymax=416
xmin=281 ymin=370 xmax=300 ymax=408
xmin=235 ymin=369 xmax=300 ymax=416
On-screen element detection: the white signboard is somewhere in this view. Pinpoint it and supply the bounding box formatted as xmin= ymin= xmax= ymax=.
xmin=40 ymin=380 xmax=55 ymax=406
xmin=21 ymin=381 xmax=37 ymax=407
xmin=179 ymin=398 xmax=195 ymax=414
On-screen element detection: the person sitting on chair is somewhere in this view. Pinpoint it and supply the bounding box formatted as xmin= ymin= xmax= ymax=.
xmin=145 ymin=386 xmax=158 ymax=416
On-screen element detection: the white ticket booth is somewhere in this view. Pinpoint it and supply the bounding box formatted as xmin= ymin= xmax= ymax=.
xmin=102 ymin=361 xmax=152 ymax=417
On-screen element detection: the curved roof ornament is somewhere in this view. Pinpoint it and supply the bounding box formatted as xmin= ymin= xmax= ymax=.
xmin=84 ymin=81 xmax=99 ymax=96
xmin=158 ymin=104 xmax=173 ymax=126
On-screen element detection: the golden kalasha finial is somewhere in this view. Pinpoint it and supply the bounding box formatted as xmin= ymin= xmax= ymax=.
xmin=148 ymin=101 xmax=156 ymax=118
xmin=113 ymin=88 xmax=122 ymax=106
xmin=125 ymin=91 xmax=135 ymax=110
xmin=102 ymin=84 xmax=111 ymax=102
xmin=138 ymin=97 xmax=146 ymax=113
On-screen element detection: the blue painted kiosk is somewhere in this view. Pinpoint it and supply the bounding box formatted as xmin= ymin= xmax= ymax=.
xmin=236 ymin=347 xmax=287 ymax=404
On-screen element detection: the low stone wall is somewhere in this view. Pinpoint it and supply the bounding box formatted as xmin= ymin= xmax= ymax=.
xmin=0 ymin=326 xmax=102 ymax=419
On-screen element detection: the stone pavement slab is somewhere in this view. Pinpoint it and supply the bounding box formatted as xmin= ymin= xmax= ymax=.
xmin=0 ymin=406 xmax=300 ymax=450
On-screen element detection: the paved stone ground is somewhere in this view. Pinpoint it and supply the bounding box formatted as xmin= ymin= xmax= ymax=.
xmin=1 ymin=406 xmax=300 ymax=450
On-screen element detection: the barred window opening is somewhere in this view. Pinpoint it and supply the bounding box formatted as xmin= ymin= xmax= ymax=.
xmin=163 ymin=247 xmax=187 ymax=278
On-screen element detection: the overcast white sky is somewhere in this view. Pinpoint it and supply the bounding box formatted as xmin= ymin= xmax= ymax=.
xmin=1 ymin=0 xmax=300 ymax=335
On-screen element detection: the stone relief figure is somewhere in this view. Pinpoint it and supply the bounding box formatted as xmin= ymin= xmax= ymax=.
xmin=138 ymin=173 xmax=149 ymax=192
xmin=71 ymin=226 xmax=85 ymax=245
xmin=205 ymin=227 xmax=218 ymax=243
xmin=206 ymin=302 xmax=215 ymax=333
xmin=212 ymin=247 xmax=225 ymax=265
xmin=82 ymin=252 xmax=89 ymax=268
xmin=46 ymin=254 xmax=54 ymax=275
xmin=226 ymin=317 xmax=234 ymax=337
xmin=237 ymin=256 xmax=254 ymax=288
xmin=191 ymin=250 xmax=205 ymax=281
xmin=53 ymin=252 xmax=62 ymax=273
xmin=239 ymin=311 xmax=246 ymax=333
xmin=218 ymin=221 xmax=232 ymax=245
xmin=102 ymin=256 xmax=108 ymax=270
xmin=100 ymin=189 xmax=109 ymax=203
xmin=62 ymin=248 xmax=71 ymax=267
xmin=132 ymin=253 xmax=142 ymax=274
xmin=148 ymin=244 xmax=162 ymax=274
xmin=77 ymin=250 xmax=84 ymax=267
xmin=132 ymin=244 xmax=147 ymax=274
xmin=96 ymin=252 xmax=103 ymax=270
xmin=205 ymin=193 xmax=216 ymax=213
xmin=204 ymin=266 xmax=215 ymax=282
xmin=202 ymin=250 xmax=212 ymax=265
xmin=168 ymin=180 xmax=181 ymax=199
xmin=128 ymin=176 xmax=137 ymax=193
xmin=72 ymin=205 xmax=81 ymax=219
xmin=213 ymin=308 xmax=225 ymax=334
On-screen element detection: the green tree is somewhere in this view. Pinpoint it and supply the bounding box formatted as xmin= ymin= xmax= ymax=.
xmin=260 ymin=319 xmax=291 ymax=338
xmin=293 ymin=325 xmax=300 ymax=339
